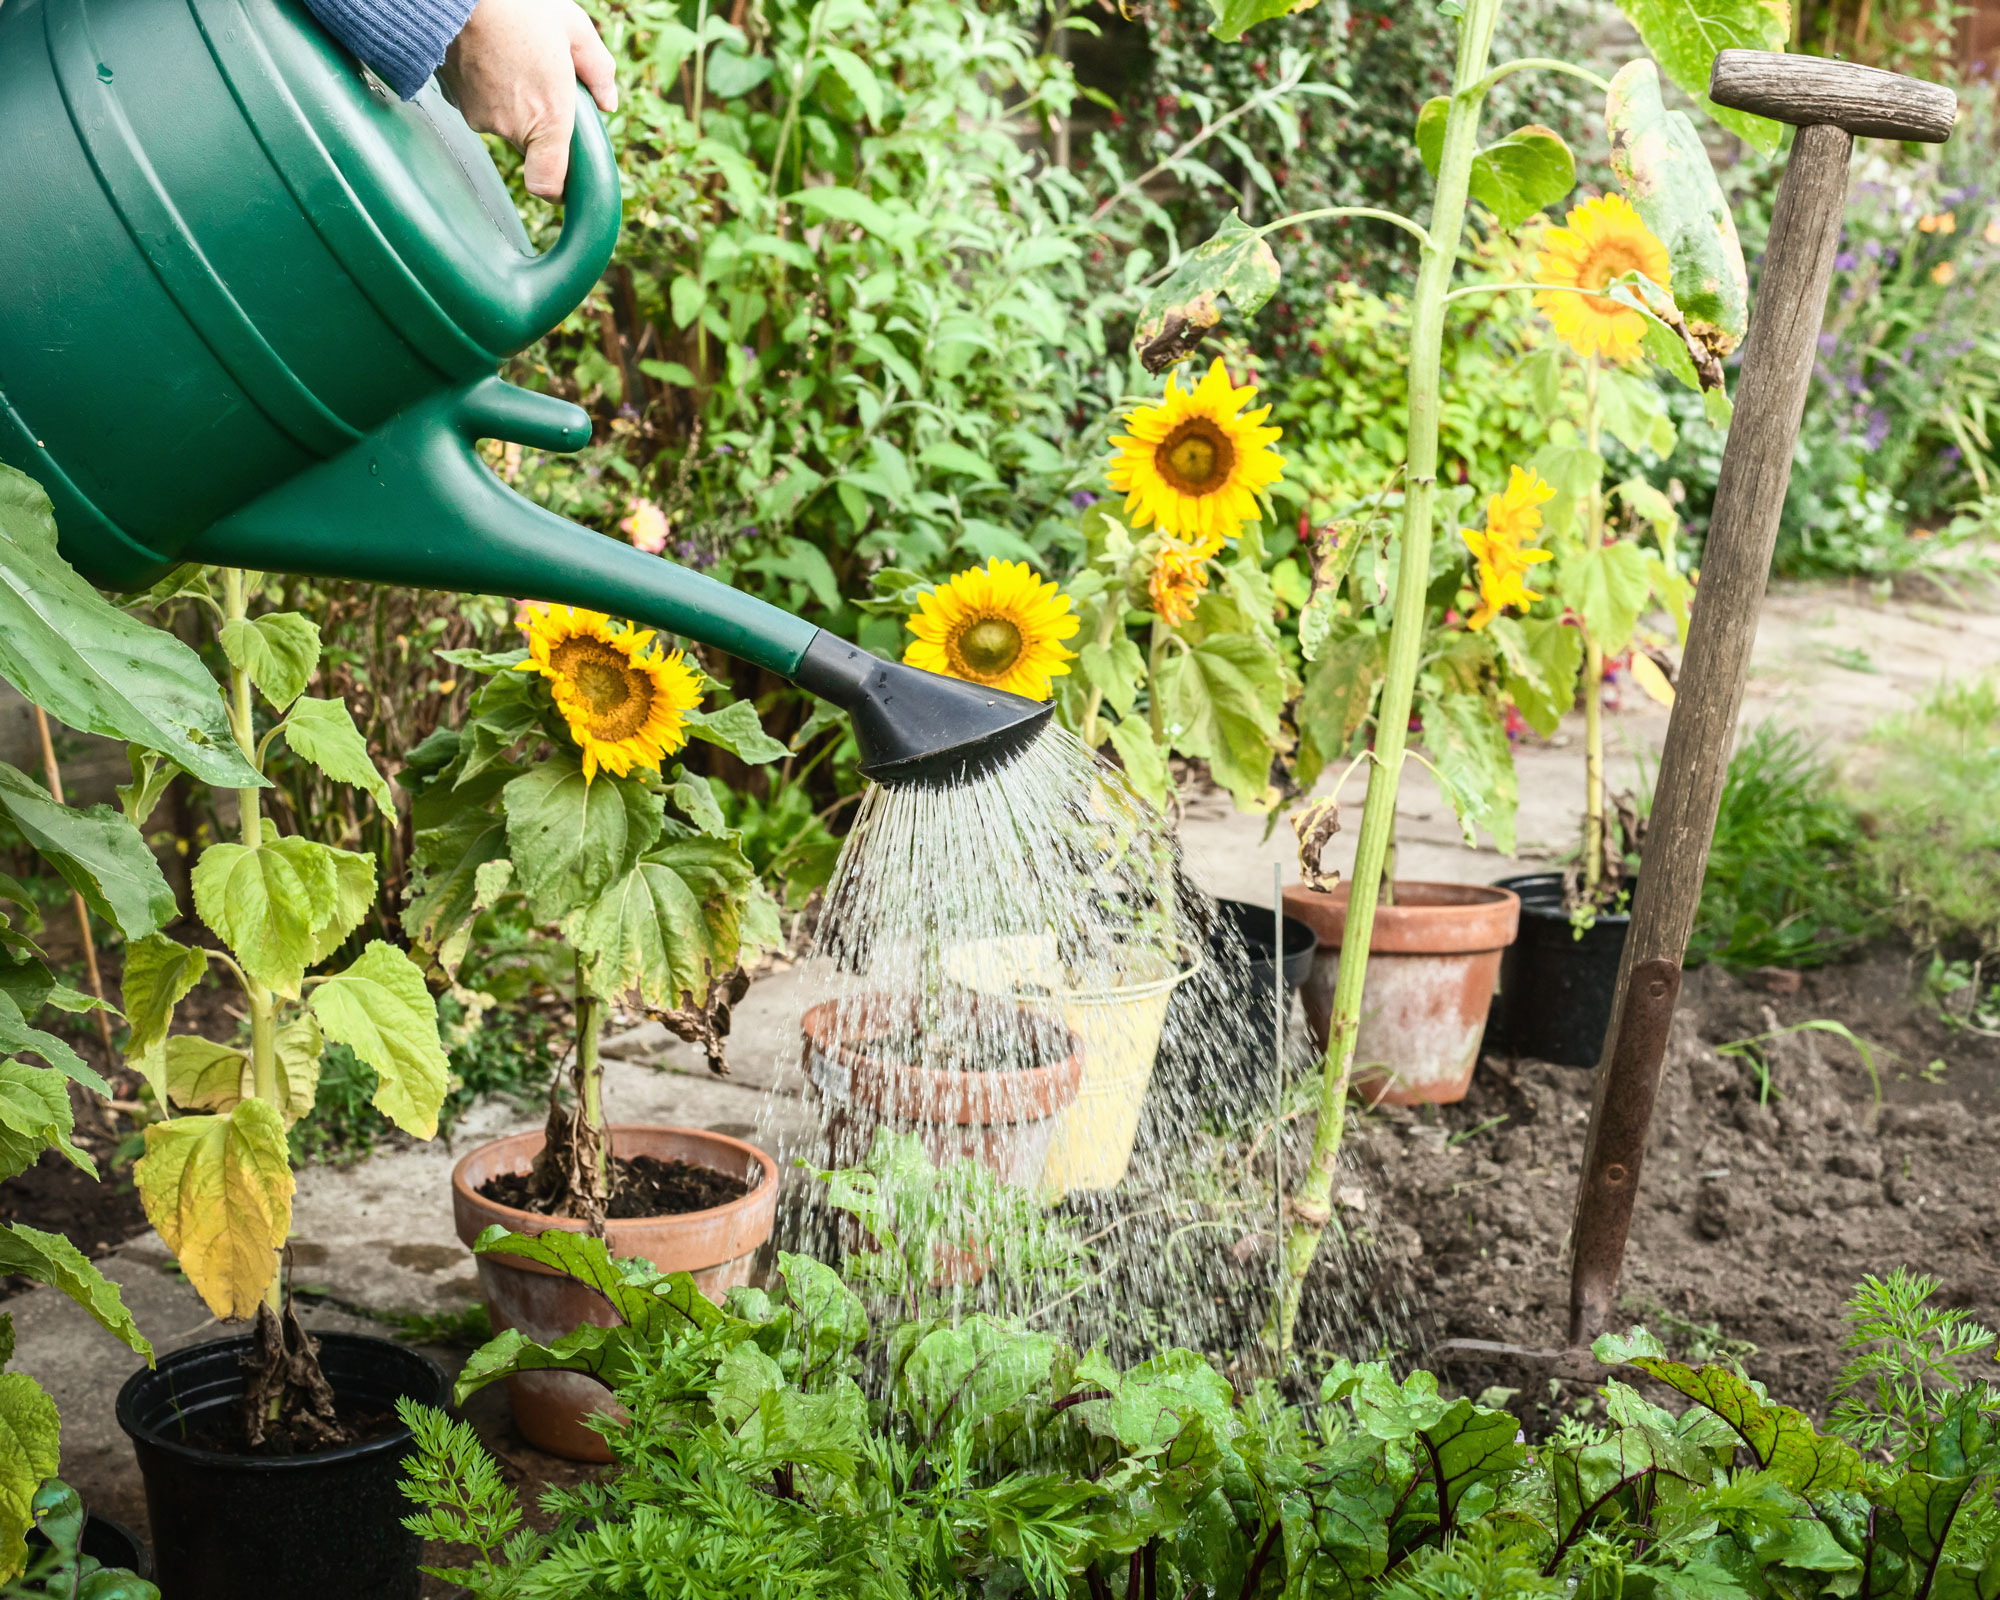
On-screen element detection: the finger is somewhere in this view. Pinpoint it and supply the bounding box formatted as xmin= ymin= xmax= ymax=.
xmin=568 ymin=8 xmax=619 ymax=114
xmin=521 ymin=103 xmax=576 ymax=199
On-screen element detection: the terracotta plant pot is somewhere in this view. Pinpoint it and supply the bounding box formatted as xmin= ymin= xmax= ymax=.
xmin=1282 ymin=881 xmax=1520 ymax=1106
xmin=801 ymin=993 xmax=1083 ymax=1189
xmin=451 ymin=1125 xmax=777 ymax=1461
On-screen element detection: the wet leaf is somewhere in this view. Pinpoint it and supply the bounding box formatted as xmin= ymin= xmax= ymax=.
xmin=219 ymin=611 xmax=321 ymax=711
xmin=0 ymin=765 xmax=175 ymax=942
xmin=1132 ymin=214 xmax=1281 ymax=373
xmin=1608 ymin=60 xmax=1751 ymax=360
xmin=0 ymin=466 xmax=259 ymax=790
xmin=309 ymin=942 xmax=449 ymax=1140
xmin=282 ymin=696 xmax=393 ymax=811
xmin=1615 ymin=0 xmax=1790 ymax=154
xmin=0 ymin=1223 xmax=151 ymax=1361
xmin=900 ymin=1315 xmax=1056 ymax=1437
xmin=135 ymin=1099 xmax=293 ymax=1320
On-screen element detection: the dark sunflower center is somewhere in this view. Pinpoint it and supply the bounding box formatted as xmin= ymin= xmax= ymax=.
xmin=958 ymin=618 xmax=1023 ymax=675
xmin=1155 ymin=418 xmax=1236 ymax=496
xmin=551 ymin=637 xmax=654 ymax=740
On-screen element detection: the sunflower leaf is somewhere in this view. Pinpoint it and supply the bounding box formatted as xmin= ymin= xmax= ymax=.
xmin=1563 ymin=541 xmax=1652 ymax=656
xmin=563 ymin=833 xmax=757 ymax=1010
xmin=0 ymin=1370 xmax=60 ymax=1581
xmin=1204 ymin=0 xmax=1316 ymax=42
xmin=191 ymin=841 xmax=317 ymax=999
xmin=281 ymin=697 xmax=394 ymax=811
xmin=1132 ymin=213 xmax=1280 ymax=374
xmin=125 ymin=931 xmax=220 ymax=1095
xmin=219 ymin=611 xmax=322 ymax=711
xmin=1106 ymin=717 xmax=1170 ymax=810
xmin=0 ymin=764 xmax=176 ymax=942
xmin=1614 ymin=0 xmax=1789 ymax=156
xmin=0 ymin=1223 xmax=152 ymax=1361
xmin=0 ymin=1060 xmax=90 ymax=1183
xmin=162 ymin=1035 xmax=251 ymax=1114
xmin=309 ymin=942 xmax=450 ymax=1141
xmin=134 ymin=1099 xmax=293 ymax=1320
xmin=685 ymin=700 xmax=787 ymax=765
xmin=503 ymin=759 xmax=662 ymax=925
xmin=1415 ymin=685 xmax=1518 ymax=853
xmin=1608 ymin=59 xmax=1750 ymax=359
xmin=1156 ymin=632 xmax=1284 ymax=811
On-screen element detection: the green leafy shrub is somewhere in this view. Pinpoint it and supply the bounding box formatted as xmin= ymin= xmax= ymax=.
xmin=1854 ymin=674 xmax=2000 ymax=956
xmin=405 ymin=1150 xmax=2000 ymax=1600
xmin=1688 ymin=722 xmax=1879 ymax=971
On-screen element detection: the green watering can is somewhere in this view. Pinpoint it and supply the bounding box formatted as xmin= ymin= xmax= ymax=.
xmin=0 ymin=0 xmax=1046 ymax=782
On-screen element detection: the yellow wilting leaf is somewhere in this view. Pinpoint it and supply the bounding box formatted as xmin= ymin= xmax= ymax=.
xmin=1628 ymin=649 xmax=1677 ymax=708
xmin=162 ymin=1036 xmax=250 ymax=1113
xmin=134 ymin=1099 xmax=293 ymax=1319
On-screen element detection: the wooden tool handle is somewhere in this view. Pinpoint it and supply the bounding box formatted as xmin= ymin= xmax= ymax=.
xmin=1565 ymin=123 xmax=1858 ymax=1346
xmin=1711 ymin=49 xmax=1957 ymax=142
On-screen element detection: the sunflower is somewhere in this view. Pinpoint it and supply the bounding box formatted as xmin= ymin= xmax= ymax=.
xmin=518 ymin=605 xmax=703 ymax=780
xmin=1149 ymin=541 xmax=1210 ymax=625
xmin=904 ymin=559 xmax=1078 ymax=701
xmin=1108 ymin=358 xmax=1285 ymax=548
xmin=1461 ymin=467 xmax=1555 ymax=631
xmin=1534 ymin=194 xmax=1672 ymax=363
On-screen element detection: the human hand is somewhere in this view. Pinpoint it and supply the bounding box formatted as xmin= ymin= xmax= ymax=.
xmin=439 ymin=0 xmax=617 ymax=201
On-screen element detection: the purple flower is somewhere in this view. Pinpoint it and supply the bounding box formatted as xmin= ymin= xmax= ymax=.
xmin=1864 ymin=239 xmax=1885 ymax=260
xmin=675 ymin=539 xmax=712 ymax=568
xmin=1865 ymin=409 xmax=1892 ymax=451
xmin=1819 ymin=332 xmax=1839 ymax=354
xmin=1944 ymin=445 xmax=1964 ymax=466
xmin=1070 ymin=490 xmax=1099 ymax=509
xmin=742 ymin=525 xmax=760 ymax=540
xmin=618 ymin=401 xmax=640 ymax=420
xmin=715 ymin=442 xmax=734 ymax=455
xmin=1834 ymin=251 xmax=1858 ymax=271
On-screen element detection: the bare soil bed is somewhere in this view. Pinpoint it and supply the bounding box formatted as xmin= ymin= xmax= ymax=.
xmin=1347 ymin=949 xmax=2000 ymax=1422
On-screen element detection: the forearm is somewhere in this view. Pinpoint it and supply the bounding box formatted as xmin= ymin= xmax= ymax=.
xmin=303 ymin=0 xmax=480 ymax=100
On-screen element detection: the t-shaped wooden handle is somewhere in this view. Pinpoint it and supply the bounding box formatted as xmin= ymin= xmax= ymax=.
xmin=1566 ymin=49 xmax=1956 ymax=1347
xmin=1710 ymin=49 xmax=1957 ymax=142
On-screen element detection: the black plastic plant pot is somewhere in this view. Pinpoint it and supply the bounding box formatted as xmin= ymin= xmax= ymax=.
xmin=115 ymin=1332 xmax=447 ymax=1600
xmin=26 ymin=1511 xmax=152 ymax=1579
xmin=1485 ymin=872 xmax=1631 ymax=1069
xmin=1155 ymin=897 xmax=1318 ymax=1122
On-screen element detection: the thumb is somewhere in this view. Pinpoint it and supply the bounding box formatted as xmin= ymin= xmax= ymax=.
xmin=522 ymin=104 xmax=575 ymax=200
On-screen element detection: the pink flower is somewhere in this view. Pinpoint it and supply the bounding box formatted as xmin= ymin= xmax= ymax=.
xmin=620 ymin=497 xmax=670 ymax=554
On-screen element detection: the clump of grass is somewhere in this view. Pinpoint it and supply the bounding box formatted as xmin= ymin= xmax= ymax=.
xmin=1854 ymin=675 xmax=2000 ymax=957
xmin=1688 ymin=721 xmax=1878 ymax=970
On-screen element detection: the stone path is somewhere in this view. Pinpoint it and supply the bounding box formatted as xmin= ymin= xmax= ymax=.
xmin=11 ymin=574 xmax=1997 ymax=1549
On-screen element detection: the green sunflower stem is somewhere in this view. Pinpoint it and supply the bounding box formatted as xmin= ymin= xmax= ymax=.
xmin=1265 ymin=0 xmax=1504 ymax=1357
xmin=1582 ymin=357 xmax=1605 ymax=894
xmin=221 ymin=566 xmax=283 ymax=1312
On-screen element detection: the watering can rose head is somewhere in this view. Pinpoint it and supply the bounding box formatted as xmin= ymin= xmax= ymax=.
xmin=516 ymin=604 xmax=702 ymax=781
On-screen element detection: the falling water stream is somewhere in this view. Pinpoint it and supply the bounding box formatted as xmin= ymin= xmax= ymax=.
xmin=766 ymin=726 xmax=1429 ymax=1376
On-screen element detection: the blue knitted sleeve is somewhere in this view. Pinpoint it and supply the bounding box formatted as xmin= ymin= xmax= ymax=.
xmin=302 ymin=0 xmax=481 ymax=100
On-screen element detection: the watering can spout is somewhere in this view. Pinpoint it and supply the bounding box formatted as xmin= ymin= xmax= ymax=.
xmin=194 ymin=378 xmax=1050 ymax=784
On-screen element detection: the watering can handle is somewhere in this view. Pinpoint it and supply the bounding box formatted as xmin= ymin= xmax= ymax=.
xmin=501 ymin=83 xmax=624 ymax=353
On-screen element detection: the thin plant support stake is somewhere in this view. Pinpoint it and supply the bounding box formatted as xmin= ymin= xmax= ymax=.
xmin=1565 ymin=51 xmax=1957 ymax=1345
xmin=33 ymin=705 xmax=118 ymax=1070
xmin=1272 ymin=859 xmax=1283 ymax=1319
xmin=1269 ymin=0 xmax=1505 ymax=1353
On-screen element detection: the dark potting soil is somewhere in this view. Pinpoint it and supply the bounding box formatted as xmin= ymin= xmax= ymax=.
xmin=1339 ymin=950 xmax=2000 ymax=1428
xmin=0 ymin=1150 xmax=147 ymax=1298
xmin=479 ymin=1154 xmax=754 ymax=1219
xmin=179 ymin=1401 xmax=402 ymax=1458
